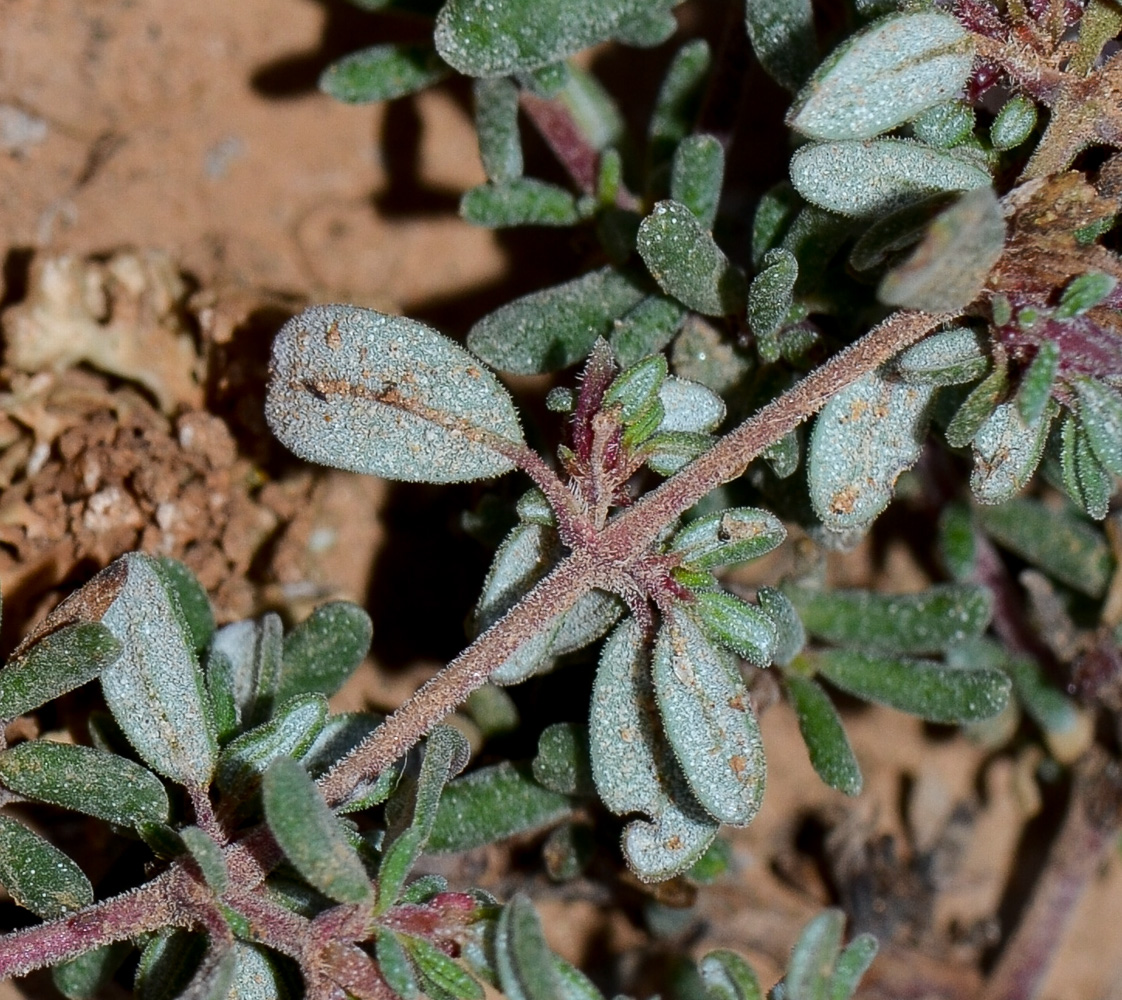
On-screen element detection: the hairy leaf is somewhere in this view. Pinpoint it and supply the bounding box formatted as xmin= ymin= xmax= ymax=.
xmin=609 ymin=294 xmax=688 ymax=368
xmin=757 ymin=587 xmax=806 ymax=667
xmin=590 ymin=618 xmax=719 ymax=881
xmin=654 ymin=609 xmax=765 ymax=826
xmin=319 ymin=44 xmax=448 ymax=104
xmin=468 ymin=266 xmax=647 ymax=374
xmin=699 ymin=949 xmax=763 ymax=1000
xmin=153 ymin=558 xmax=215 ymax=656
xmin=435 ymin=0 xmax=677 ymax=76
xmin=532 ymin=722 xmax=595 ymax=796
xmin=428 ymin=761 xmax=572 ymax=852
xmin=227 ymin=944 xmax=291 ymax=1000
xmin=267 ymin=305 xmax=525 ymax=483
xmin=1073 ymin=375 xmax=1122 ymax=475
xmin=971 ymin=399 xmax=1056 ymax=504
xmin=378 ymin=932 xmax=419 ymax=1000
xmin=808 ymin=369 xmax=934 ymax=530
xmin=976 ymin=497 xmax=1113 ymax=597
xmin=815 ymin=649 xmax=1010 ymax=723
xmin=944 ymin=363 xmax=1008 ymax=448
xmin=912 ymin=101 xmax=975 ymax=148
xmin=785 ymin=674 xmax=862 ymax=795
xmin=0 ymin=816 xmax=93 ymax=918
xmin=785 ymin=910 xmax=844 ymax=1000
xmin=180 ymin=826 xmax=229 ymax=894
xmin=648 ymin=40 xmax=712 ymax=176
xmin=0 ymin=742 xmax=169 ymax=828
xmin=668 ymin=507 xmax=787 ymax=570
xmin=494 ymin=895 xmax=563 ymax=1000
xmin=406 ymin=935 xmax=484 ymax=1000
xmin=671 ymin=135 xmax=724 ymax=229
xmin=263 ymin=755 xmax=372 ymax=904
xmin=657 ymin=376 xmax=726 ymax=433
xmin=638 ymin=200 xmax=747 ymax=315
xmin=474 ymin=77 xmax=523 ymax=183
xmin=0 ymin=623 xmax=121 ymax=723
xmin=782 ymin=583 xmax=992 ymax=655
xmin=52 ymin=943 xmax=133 ymax=1000
xmin=279 ymin=602 xmax=372 ymax=703
xmin=691 ymin=591 xmax=777 ymax=667
xmin=1060 ymin=411 xmax=1112 ymax=520
xmin=787 ymin=12 xmax=974 ymax=141
xmin=1016 ymin=341 xmax=1059 ymax=426
xmin=990 ymin=94 xmax=1038 ymax=150
xmin=748 ymin=249 xmax=799 ymax=353
xmin=894 ymin=327 xmax=988 ymax=386
xmin=790 ymin=140 xmax=990 ymax=217
xmin=98 ymin=554 xmax=217 ymax=788
xmin=461 ymin=179 xmax=582 ymax=228
xmin=744 ymin=0 xmax=817 ymax=92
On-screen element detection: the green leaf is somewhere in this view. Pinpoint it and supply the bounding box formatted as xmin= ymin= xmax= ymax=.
xmin=434 ymin=0 xmax=677 ymax=76
xmin=790 ymin=140 xmax=991 ymax=217
xmin=320 ymin=44 xmax=448 ymax=104
xmin=938 ymin=504 xmax=977 ymax=580
xmin=532 ymin=723 xmax=595 ymax=796
xmin=751 ymin=182 xmax=801 ymax=267
xmin=1016 ymin=341 xmax=1059 ymax=426
xmin=474 ymin=77 xmax=523 ymax=183
xmin=830 ymin=935 xmax=878 ymax=1000
xmin=744 ymin=0 xmax=817 ymax=92
xmin=654 ymin=609 xmax=766 ymax=826
xmin=699 ymin=949 xmax=763 ymax=1000
xmin=945 ymin=362 xmax=1008 ymax=448
xmin=814 ymin=648 xmax=1010 ymax=723
xmin=268 ymin=305 xmax=525 ymax=483
xmin=788 ymin=12 xmax=974 ymax=141
xmin=691 ymin=591 xmax=777 ymax=667
xmin=1074 ymin=375 xmax=1122 ymax=475
xmin=0 ymin=623 xmax=121 ymax=723
xmin=494 ymin=895 xmax=563 ymax=1000
xmin=756 ymin=587 xmax=806 ymax=667
xmin=638 ymin=200 xmax=747 ymax=315
xmin=279 ymin=602 xmax=372 ymax=703
xmin=976 ymin=497 xmax=1114 ymax=597
xmin=378 ymin=932 xmax=419 ymax=1000
xmin=52 ymin=943 xmax=133 ymax=1000
xmin=0 ymin=815 xmax=93 ymax=918
xmin=657 ymin=376 xmax=726 ymax=433
xmin=785 ymin=910 xmax=843 ymax=1000
xmin=262 ymin=755 xmax=372 ymax=904
xmin=302 ymin=713 xmax=400 ymax=813
xmin=180 ymin=826 xmax=229 ymax=894
xmin=609 ymin=294 xmax=688 ymax=368
xmin=667 ymin=507 xmax=786 ymax=571
xmin=782 ymin=582 xmax=992 ymax=655
xmin=464 ymin=684 xmax=520 ymax=739
xmin=1060 ymin=411 xmax=1112 ymax=520
xmin=808 ymin=369 xmax=934 ymax=530
xmin=227 ymin=944 xmax=291 ymax=1000
xmin=878 ymin=186 xmax=1005 ymax=312
xmin=153 ymin=558 xmax=215 ymax=656
xmin=785 ymin=674 xmax=862 ymax=795
xmin=671 ymin=135 xmax=724 ymax=229
xmin=467 ymin=266 xmax=647 ymax=374
xmin=205 ymin=651 xmax=239 ymax=745
xmin=0 ymin=742 xmax=169 ymax=828
xmin=970 ymin=399 xmax=1056 ymax=504
xmin=428 ymin=761 xmax=572 ymax=852
xmin=461 ymin=179 xmax=582 ymax=228
xmin=895 ymin=327 xmax=988 ymax=386
xmin=990 ymin=94 xmax=1038 ymax=150
xmin=912 ymin=101 xmax=975 ymax=148
xmin=1056 ymin=273 xmax=1118 ymax=320
xmin=404 ymin=935 xmax=484 ymax=1000
xmin=216 ymin=694 xmax=328 ymax=802
xmin=590 ymin=618 xmax=719 ymax=881
xmin=748 ymin=249 xmax=799 ymax=356
xmin=557 ymin=66 xmax=626 ymax=152
xmin=98 ymin=553 xmax=217 ymax=788
xmin=604 ymin=355 xmax=667 ymax=421
xmin=136 ymin=931 xmax=208 ymax=1000
xmin=648 ymin=40 xmax=712 ymax=176
xmin=378 ymin=726 xmax=470 ymax=907
xmin=552 ymin=955 xmax=605 ymax=1000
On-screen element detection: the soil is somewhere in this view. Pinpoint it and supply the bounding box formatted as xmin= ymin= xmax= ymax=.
xmin=1 ymin=1 xmax=1120 ymax=999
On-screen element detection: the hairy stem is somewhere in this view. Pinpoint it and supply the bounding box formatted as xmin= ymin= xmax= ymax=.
xmin=322 ymin=309 xmax=948 ymax=804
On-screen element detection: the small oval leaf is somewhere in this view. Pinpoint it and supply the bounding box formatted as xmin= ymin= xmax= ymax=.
xmin=785 ymin=674 xmax=862 ymax=796
xmin=667 ymin=507 xmax=787 ymax=571
xmin=320 ymin=44 xmax=448 ymax=104
xmin=268 ymin=305 xmax=525 ymax=484
xmin=279 ymin=602 xmax=372 ymax=703
xmin=0 ymin=816 xmax=93 ymax=918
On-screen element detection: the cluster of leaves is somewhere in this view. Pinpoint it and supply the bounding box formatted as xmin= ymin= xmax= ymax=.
xmin=0 ymin=552 xmax=876 ymax=1000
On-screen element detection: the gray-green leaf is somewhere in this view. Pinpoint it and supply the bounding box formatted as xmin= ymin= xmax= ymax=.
xmin=0 ymin=816 xmax=93 ymax=918
xmin=267 ymin=305 xmax=525 ymax=483
xmin=319 ymin=44 xmax=448 ymax=104
xmin=0 ymin=742 xmax=169 ymax=828
xmin=279 ymin=602 xmax=372 ymax=703
xmin=654 ymin=609 xmax=765 ymax=826
xmin=787 ymin=12 xmax=974 ymax=141
xmin=467 ymin=266 xmax=647 ymax=374
xmin=638 ymin=200 xmax=747 ymax=315
xmin=262 ymin=755 xmax=372 ymax=904
xmin=461 ymin=179 xmax=582 ymax=228
xmin=744 ymin=0 xmax=817 ymax=92
xmin=785 ymin=674 xmax=862 ymax=796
